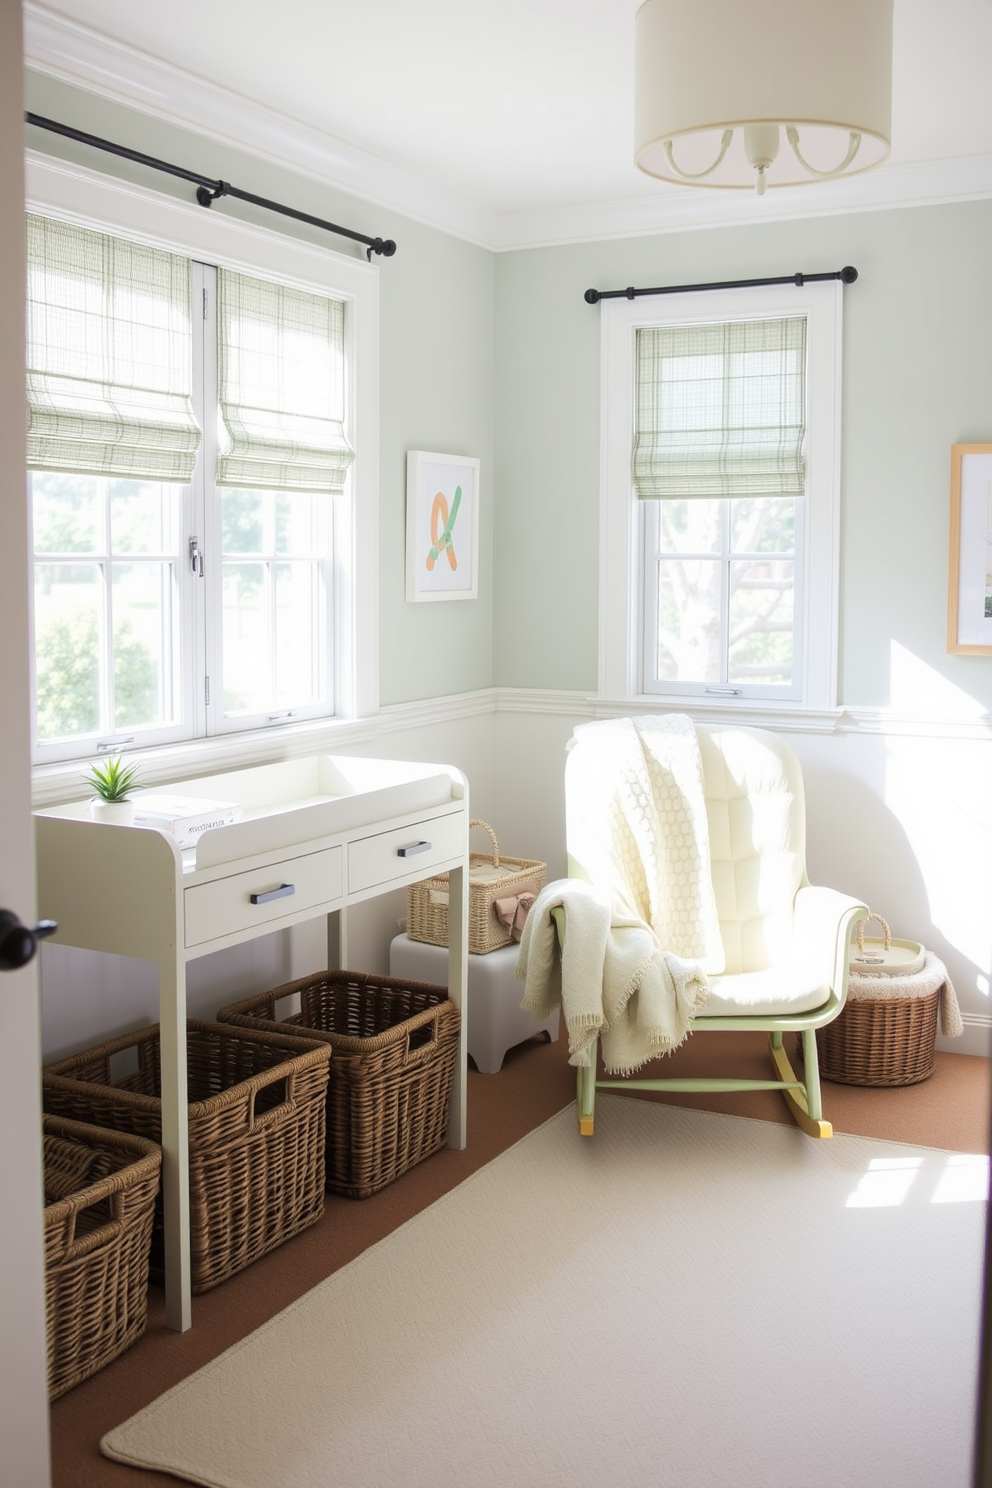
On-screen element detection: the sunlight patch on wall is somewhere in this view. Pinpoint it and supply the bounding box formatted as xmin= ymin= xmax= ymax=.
xmin=889 ymin=641 xmax=987 ymax=719
xmin=884 ymin=645 xmax=992 ymax=981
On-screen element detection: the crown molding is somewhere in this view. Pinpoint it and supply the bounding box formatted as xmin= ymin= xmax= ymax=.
xmin=492 ymin=152 xmax=992 ymax=250
xmin=23 ymin=4 xmax=992 ymax=254
xmin=22 ymin=2 xmax=499 ymax=249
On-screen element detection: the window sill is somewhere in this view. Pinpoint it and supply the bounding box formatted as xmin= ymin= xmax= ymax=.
xmin=31 ymin=714 xmax=381 ymax=810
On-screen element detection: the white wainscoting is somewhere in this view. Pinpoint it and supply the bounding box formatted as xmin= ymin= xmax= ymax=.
xmin=37 ymin=691 xmax=991 ymax=1061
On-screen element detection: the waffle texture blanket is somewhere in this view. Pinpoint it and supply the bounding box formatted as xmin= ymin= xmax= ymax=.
xmin=518 ymin=715 xmax=722 ymax=1074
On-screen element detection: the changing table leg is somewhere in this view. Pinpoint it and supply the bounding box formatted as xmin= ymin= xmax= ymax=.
xmin=446 ymin=861 xmax=468 ymax=1150
xmin=159 ymin=951 xmax=192 ymax=1331
xmin=327 ymin=907 xmax=347 ymax=971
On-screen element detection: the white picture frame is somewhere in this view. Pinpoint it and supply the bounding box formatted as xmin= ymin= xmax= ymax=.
xmin=405 ymin=450 xmax=480 ymax=602
xmin=948 ymin=444 xmax=992 ymax=654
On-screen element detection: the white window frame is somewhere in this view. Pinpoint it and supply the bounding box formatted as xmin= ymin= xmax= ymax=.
xmin=26 ymin=151 xmax=378 ymax=781
xmin=599 ymin=281 xmax=842 ymax=713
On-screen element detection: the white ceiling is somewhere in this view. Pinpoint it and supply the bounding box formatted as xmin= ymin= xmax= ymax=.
xmin=23 ymin=0 xmax=992 ymax=249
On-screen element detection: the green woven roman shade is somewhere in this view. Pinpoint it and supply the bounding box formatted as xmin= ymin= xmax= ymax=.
xmin=216 ymin=268 xmax=353 ymax=495
xmin=26 ymin=214 xmax=201 ymax=483
xmin=633 ymin=316 xmax=807 ymax=499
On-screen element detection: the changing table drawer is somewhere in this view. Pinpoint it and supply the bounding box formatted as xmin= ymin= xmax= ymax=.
xmin=348 ymin=812 xmax=464 ymax=894
xmin=184 ymin=846 xmax=343 ymax=947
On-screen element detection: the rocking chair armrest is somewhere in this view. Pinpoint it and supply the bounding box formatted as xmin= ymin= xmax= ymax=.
xmin=794 ymin=885 xmax=870 ymax=1007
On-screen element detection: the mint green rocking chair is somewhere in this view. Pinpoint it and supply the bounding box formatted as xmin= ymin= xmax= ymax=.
xmin=560 ymin=720 xmax=868 ymax=1139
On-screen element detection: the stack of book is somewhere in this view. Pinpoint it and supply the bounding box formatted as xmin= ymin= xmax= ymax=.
xmin=132 ymin=794 xmax=243 ymax=849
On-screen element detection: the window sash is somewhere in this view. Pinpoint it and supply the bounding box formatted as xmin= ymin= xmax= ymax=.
xmin=639 ymin=496 xmax=805 ymax=701
xmin=633 ymin=316 xmax=807 ymax=500
xmin=29 ymin=472 xmax=187 ymax=747
xmin=26 ymin=214 xmax=201 ymax=483
xmin=216 ymin=267 xmax=354 ymax=495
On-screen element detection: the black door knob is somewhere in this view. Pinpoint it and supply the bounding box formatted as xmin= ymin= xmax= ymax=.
xmin=0 ymin=910 xmax=58 ymax=971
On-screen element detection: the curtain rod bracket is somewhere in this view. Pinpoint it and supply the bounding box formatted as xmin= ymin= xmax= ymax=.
xmin=196 ymin=181 xmax=230 ymax=208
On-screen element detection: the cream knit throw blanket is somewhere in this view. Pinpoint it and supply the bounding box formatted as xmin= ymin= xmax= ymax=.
xmin=518 ymin=715 xmax=723 ymax=1075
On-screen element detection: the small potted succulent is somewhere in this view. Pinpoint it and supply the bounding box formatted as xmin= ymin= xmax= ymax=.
xmin=85 ymin=754 xmax=141 ymax=824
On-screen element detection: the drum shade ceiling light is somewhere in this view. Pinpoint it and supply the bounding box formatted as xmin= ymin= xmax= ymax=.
xmin=634 ymin=0 xmax=893 ymax=194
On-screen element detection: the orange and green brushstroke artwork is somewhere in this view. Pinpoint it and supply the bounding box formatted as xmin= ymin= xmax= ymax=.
xmin=426 ymin=485 xmax=461 ymax=572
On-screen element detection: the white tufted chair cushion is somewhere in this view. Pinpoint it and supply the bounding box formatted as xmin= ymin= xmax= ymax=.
xmin=696 ymin=726 xmax=830 ymax=1016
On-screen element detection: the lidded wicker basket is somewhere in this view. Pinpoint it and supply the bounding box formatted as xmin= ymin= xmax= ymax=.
xmin=817 ymin=914 xmax=943 ymax=1087
xmin=407 ymin=818 xmax=546 ymax=955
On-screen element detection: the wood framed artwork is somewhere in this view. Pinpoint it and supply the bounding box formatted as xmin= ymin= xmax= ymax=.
xmin=406 ymin=450 xmax=480 ymax=602
xmin=948 ymin=443 xmax=992 ymax=655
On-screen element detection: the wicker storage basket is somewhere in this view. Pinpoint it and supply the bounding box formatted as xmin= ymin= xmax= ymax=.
xmin=43 ymin=1114 xmax=161 ymax=1399
xmin=816 ymin=992 xmax=940 ymax=1088
xmin=815 ymin=919 xmax=944 ymax=1087
xmin=217 ymin=971 xmax=460 ymax=1198
xmin=42 ymin=1020 xmax=331 ymax=1292
xmin=407 ymin=818 xmax=547 ymax=955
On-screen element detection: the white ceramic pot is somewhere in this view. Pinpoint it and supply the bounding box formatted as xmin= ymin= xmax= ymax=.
xmin=89 ymin=798 xmax=135 ymax=825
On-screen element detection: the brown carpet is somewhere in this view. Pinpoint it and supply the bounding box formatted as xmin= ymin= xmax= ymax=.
xmin=50 ymin=1029 xmax=991 ymax=1488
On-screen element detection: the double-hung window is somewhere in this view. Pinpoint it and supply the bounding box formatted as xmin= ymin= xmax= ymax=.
xmin=599 ymin=281 xmax=842 ymax=711
xmin=25 ymin=187 xmax=376 ymax=768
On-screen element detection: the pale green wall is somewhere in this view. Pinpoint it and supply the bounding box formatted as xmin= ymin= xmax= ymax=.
xmin=24 ymin=71 xmax=495 ymax=707
xmin=23 ymin=71 xmax=992 ymax=714
xmin=493 ymin=202 xmax=992 ymax=710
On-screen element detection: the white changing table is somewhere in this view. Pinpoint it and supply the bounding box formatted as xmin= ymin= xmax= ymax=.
xmin=35 ymin=754 xmax=470 ymax=1331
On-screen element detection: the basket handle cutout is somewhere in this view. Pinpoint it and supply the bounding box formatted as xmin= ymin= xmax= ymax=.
xmin=61 ymin=1215 xmax=126 ymax=1265
xmin=272 ymin=991 xmax=302 ymax=1021
xmin=108 ymin=1043 xmax=141 ymax=1087
xmin=404 ymin=1009 xmax=441 ymax=1066
xmin=246 ymin=1072 xmax=297 ymax=1134
xmin=469 ymin=819 xmax=500 ymax=869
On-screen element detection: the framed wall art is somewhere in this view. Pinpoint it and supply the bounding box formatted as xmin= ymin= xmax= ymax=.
xmin=406 ymin=449 xmax=480 ymax=602
xmin=948 ymin=443 xmax=992 ymax=655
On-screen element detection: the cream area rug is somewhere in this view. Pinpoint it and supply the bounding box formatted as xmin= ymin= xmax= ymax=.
xmin=103 ymin=1096 xmax=987 ymax=1488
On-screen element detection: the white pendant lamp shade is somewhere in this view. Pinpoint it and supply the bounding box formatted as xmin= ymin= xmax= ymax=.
xmin=635 ymin=0 xmax=892 ymax=192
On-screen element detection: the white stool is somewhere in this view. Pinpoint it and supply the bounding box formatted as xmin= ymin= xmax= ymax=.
xmin=389 ymin=934 xmax=559 ymax=1074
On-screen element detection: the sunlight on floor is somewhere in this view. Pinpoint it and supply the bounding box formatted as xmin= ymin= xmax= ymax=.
xmin=931 ymin=1153 xmax=990 ymax=1205
xmin=846 ymin=1156 xmax=923 ymax=1207
xmin=847 ymin=1152 xmax=989 ymax=1208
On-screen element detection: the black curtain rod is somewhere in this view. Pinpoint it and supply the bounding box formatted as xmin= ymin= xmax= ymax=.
xmin=25 ymin=113 xmax=397 ymax=261
xmin=584 ymin=266 xmax=857 ymax=304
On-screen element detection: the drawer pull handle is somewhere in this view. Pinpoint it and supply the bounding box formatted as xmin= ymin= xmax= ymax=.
xmin=250 ymin=883 xmax=296 ymax=905
xmin=397 ymin=840 xmax=432 ymax=858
